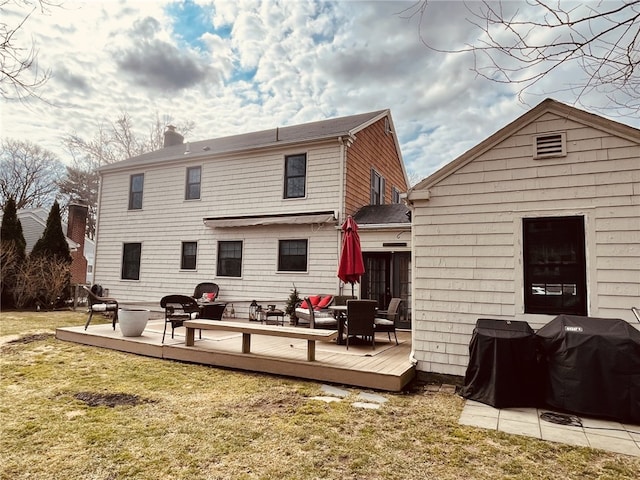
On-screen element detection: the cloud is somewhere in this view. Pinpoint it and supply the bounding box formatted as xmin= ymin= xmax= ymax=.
xmin=2 ymin=0 xmax=638 ymax=184
xmin=112 ymin=16 xmax=216 ymax=91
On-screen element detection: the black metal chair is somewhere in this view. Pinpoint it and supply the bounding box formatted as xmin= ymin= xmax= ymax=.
xmin=193 ymin=282 xmax=219 ymax=302
xmin=83 ymin=284 xmax=118 ymax=330
xmin=345 ymin=299 xmax=377 ymax=350
xmin=160 ymin=294 xmax=200 ymax=343
xmin=375 ymin=298 xmax=400 ymax=345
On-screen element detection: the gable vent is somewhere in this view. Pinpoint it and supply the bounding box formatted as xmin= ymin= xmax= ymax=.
xmin=534 ymin=132 xmax=566 ymax=159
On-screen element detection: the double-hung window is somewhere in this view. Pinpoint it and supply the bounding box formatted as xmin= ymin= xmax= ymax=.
xmin=129 ymin=173 xmax=144 ymax=210
xmin=181 ymin=241 xmax=197 ymax=270
xmin=278 ymin=239 xmax=308 ymax=272
xmin=217 ymin=241 xmax=242 ymax=277
xmin=392 ymin=187 xmax=401 ymax=204
xmin=284 ymin=154 xmax=306 ymax=199
xmin=371 ymin=169 xmax=385 ymax=205
xmin=185 ymin=166 xmax=201 ymax=200
xmin=121 ymin=243 xmax=142 ymax=280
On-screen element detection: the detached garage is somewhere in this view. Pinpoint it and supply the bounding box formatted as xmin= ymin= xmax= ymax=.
xmin=407 ymin=98 xmax=640 ymax=378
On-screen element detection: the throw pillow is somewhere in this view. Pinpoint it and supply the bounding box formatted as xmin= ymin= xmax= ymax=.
xmin=315 ymin=295 xmax=333 ymax=310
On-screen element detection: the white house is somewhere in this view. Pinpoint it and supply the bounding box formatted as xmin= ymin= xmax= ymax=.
xmin=406 ymin=99 xmax=640 ymax=377
xmin=94 ymin=110 xmax=409 ymax=315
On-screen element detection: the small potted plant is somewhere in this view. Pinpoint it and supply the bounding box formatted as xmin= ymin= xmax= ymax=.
xmin=284 ymin=284 xmax=301 ymax=325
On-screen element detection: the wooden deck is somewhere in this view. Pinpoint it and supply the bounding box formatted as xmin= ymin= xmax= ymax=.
xmin=56 ymin=318 xmax=415 ymax=391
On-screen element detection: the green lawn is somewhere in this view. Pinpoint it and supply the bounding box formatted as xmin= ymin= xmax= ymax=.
xmin=1 ymin=311 xmax=638 ymax=479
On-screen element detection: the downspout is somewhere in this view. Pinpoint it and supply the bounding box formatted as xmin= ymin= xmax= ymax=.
xmin=92 ymin=171 xmax=105 ymax=284
xmin=337 ymin=136 xmax=347 ymax=221
xmin=404 ymin=188 xmax=430 ymax=367
xmin=337 ymin=136 xmax=347 ymax=294
xmin=407 ymin=196 xmax=418 ymax=366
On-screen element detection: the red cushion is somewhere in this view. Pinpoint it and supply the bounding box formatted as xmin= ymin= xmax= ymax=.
xmin=300 ymin=300 xmax=309 ymax=309
xmin=206 ymin=292 xmax=216 ymax=301
xmin=309 ymin=295 xmax=322 ymax=307
xmin=315 ymin=295 xmax=333 ymax=310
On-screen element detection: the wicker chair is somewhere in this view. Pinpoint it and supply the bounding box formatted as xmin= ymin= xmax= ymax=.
xmin=375 ymin=298 xmax=400 ymax=345
xmin=345 ymin=299 xmax=377 ymax=350
xmin=83 ymin=284 xmax=118 ymax=330
xmin=193 ymin=282 xmax=219 ymax=302
xmin=160 ymin=294 xmax=200 ymax=343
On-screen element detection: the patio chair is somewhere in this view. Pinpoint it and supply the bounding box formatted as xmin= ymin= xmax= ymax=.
xmin=193 ymin=282 xmax=219 ymax=302
xmin=345 ymin=299 xmax=378 ymax=350
xmin=83 ymin=284 xmax=118 ymax=330
xmin=302 ymin=296 xmax=338 ymax=330
xmin=375 ymin=298 xmax=400 ymax=345
xmin=160 ymin=294 xmax=201 ymax=343
xmin=333 ymin=295 xmax=355 ymax=306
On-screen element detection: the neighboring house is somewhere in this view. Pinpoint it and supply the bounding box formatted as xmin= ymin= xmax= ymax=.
xmin=406 ymin=98 xmax=640 ymax=377
xmin=94 ymin=110 xmax=409 ymax=312
xmin=0 ymin=204 xmax=93 ymax=285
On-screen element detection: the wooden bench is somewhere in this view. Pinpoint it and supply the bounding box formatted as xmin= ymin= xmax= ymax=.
xmin=183 ymin=320 xmax=338 ymax=361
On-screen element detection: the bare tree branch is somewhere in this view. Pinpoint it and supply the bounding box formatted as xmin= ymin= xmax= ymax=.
xmin=0 ymin=138 xmax=64 ymax=209
xmin=0 ymin=0 xmax=61 ymax=101
xmin=404 ymin=0 xmax=640 ymax=114
xmin=59 ymin=112 xmax=196 ymax=238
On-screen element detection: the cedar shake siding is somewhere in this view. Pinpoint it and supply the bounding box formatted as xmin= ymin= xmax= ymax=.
xmin=407 ymin=98 xmax=640 ymax=377
xmin=345 ymin=118 xmax=407 ymax=216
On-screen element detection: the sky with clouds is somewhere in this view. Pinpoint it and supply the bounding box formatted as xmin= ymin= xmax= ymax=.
xmin=2 ymin=0 xmax=639 ymax=184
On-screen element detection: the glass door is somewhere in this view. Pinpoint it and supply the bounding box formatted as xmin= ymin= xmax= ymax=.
xmin=362 ymin=252 xmax=411 ymax=328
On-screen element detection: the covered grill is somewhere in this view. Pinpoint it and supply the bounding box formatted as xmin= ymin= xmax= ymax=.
xmin=536 ymin=314 xmax=640 ymax=424
xmin=461 ymin=319 xmax=540 ymax=408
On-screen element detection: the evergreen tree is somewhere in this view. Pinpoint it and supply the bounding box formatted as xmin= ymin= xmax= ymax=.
xmin=1 ymin=197 xmax=26 ymax=259
xmin=1 ymin=197 xmax=27 ymax=307
xmin=31 ymin=201 xmax=72 ymax=263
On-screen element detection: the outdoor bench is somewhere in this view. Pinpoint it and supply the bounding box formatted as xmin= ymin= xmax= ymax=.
xmin=183 ymin=320 xmax=338 ymax=361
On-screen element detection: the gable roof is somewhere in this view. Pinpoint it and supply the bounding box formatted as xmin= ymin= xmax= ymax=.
xmin=409 ymin=98 xmax=640 ymax=195
xmin=100 ymin=110 xmax=390 ymax=173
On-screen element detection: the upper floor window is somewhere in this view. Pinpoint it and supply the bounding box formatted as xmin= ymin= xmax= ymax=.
xmin=284 ymin=153 xmax=306 ymax=199
xmin=181 ymin=241 xmax=197 ymax=270
xmin=129 ymin=173 xmax=144 ymax=210
xmin=121 ymin=242 xmax=141 ymax=280
xmin=392 ymin=187 xmax=401 ymax=204
xmin=371 ymin=169 xmax=385 ymax=205
xmin=217 ymin=241 xmax=242 ymax=277
xmin=278 ymin=239 xmax=308 ymax=272
xmin=185 ymin=166 xmax=201 ymax=200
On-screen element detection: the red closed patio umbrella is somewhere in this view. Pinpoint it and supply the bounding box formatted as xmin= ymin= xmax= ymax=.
xmin=337 ymin=216 xmax=365 ymax=296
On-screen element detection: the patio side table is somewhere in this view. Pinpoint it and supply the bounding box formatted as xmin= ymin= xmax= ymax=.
xmin=262 ymin=309 xmax=285 ymax=326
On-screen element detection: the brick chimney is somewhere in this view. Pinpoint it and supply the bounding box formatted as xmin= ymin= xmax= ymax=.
xmin=163 ymin=125 xmax=184 ymax=147
xmin=67 ymin=202 xmax=88 ymax=284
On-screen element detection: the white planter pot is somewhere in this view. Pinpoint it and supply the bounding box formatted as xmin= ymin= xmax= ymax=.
xmin=118 ymin=308 xmax=150 ymax=337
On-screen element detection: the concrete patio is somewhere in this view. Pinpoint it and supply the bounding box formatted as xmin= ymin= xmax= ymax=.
xmin=459 ymin=399 xmax=640 ymax=457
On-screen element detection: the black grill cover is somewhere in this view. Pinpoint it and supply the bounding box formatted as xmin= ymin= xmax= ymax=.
xmin=537 ymin=315 xmax=640 ymax=424
xmin=461 ymin=319 xmax=540 ymax=408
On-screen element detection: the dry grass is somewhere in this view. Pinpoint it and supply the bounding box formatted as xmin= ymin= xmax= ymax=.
xmin=1 ymin=310 xmax=639 ymax=479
